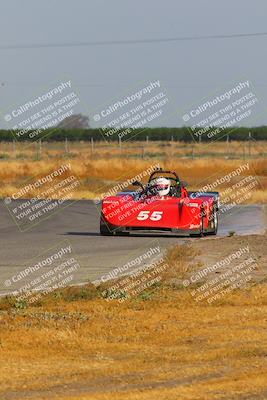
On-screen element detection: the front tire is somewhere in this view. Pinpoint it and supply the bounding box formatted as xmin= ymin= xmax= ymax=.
xmin=100 ymin=214 xmax=114 ymax=236
xmin=100 ymin=221 xmax=113 ymax=236
xmin=100 ymin=215 xmax=127 ymax=236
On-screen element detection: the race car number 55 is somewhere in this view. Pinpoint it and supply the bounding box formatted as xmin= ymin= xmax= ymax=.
xmin=137 ymin=211 xmax=163 ymax=221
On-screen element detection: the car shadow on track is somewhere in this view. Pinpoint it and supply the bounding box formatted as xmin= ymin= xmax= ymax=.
xmin=63 ymin=232 xmax=100 ymax=236
xmin=63 ymin=231 xmax=193 ymax=239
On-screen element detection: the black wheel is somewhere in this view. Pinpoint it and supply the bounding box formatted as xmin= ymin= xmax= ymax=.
xmin=100 ymin=215 xmax=126 ymax=236
xmin=100 ymin=221 xmax=113 ymax=236
xmin=199 ymin=213 xmax=205 ymax=237
xmin=209 ymin=207 xmax=218 ymax=235
xmin=190 ymin=212 xmax=204 ymax=238
xmin=100 ymin=214 xmax=114 ymax=236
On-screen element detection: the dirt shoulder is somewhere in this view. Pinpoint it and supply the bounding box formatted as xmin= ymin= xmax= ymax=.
xmin=1 ymin=226 xmax=267 ymax=400
xmin=193 ymin=231 xmax=267 ymax=282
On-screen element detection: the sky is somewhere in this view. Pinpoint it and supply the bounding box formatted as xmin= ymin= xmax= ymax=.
xmin=0 ymin=0 xmax=267 ymax=129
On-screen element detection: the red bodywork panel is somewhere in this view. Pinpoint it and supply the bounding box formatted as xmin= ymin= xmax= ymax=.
xmin=102 ymin=192 xmax=214 ymax=232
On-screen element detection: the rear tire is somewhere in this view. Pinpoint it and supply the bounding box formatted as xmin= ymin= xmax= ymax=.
xmin=190 ymin=212 xmax=204 ymax=238
xmin=209 ymin=207 xmax=218 ymax=235
xmin=199 ymin=214 xmax=204 ymax=237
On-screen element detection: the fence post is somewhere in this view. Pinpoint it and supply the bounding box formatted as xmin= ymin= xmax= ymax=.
xmin=142 ymin=145 xmax=145 ymax=159
xmin=65 ymin=138 xmax=69 ymax=154
xmin=91 ymin=137 xmax=94 ymax=156
xmin=248 ymin=131 xmax=252 ymax=157
xmin=227 ymin=134 xmax=230 ymax=158
xmin=36 ymin=141 xmax=41 ymax=160
xmin=170 ymin=136 xmax=174 ymax=158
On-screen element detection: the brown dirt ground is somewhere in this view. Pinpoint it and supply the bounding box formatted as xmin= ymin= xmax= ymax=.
xmin=0 ymin=227 xmax=266 ymax=400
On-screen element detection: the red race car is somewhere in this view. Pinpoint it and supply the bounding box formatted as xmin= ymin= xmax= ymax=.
xmin=100 ymin=168 xmax=219 ymax=237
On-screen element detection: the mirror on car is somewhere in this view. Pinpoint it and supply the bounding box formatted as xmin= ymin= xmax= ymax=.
xmin=181 ymin=181 xmax=189 ymax=187
xmin=132 ymin=180 xmax=145 ymax=192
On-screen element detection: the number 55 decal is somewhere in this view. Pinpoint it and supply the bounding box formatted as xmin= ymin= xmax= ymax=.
xmin=137 ymin=211 xmax=163 ymax=221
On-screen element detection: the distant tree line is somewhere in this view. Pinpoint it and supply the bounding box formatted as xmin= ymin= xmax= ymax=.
xmin=0 ymin=126 xmax=266 ymax=142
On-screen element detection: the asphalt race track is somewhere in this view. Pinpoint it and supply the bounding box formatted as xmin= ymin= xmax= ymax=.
xmin=0 ymin=200 xmax=265 ymax=296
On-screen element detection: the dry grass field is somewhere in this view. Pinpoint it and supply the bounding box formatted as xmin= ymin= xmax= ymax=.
xmin=0 ymin=141 xmax=266 ymax=399
xmin=1 ymin=287 xmax=267 ymax=400
xmin=1 ymin=234 xmax=267 ymax=400
xmin=0 ymin=140 xmax=266 ymax=203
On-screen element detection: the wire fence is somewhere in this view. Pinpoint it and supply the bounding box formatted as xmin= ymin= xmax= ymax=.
xmin=0 ymin=138 xmax=266 ymax=161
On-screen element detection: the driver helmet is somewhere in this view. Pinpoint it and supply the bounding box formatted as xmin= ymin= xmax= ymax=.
xmin=151 ymin=177 xmax=170 ymax=197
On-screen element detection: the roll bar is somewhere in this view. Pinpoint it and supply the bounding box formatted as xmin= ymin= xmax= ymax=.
xmin=148 ymin=168 xmax=180 ymax=183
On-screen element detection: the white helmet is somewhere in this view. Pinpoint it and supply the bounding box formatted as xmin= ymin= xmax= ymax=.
xmin=151 ymin=177 xmax=170 ymax=197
